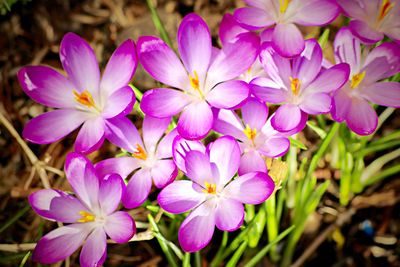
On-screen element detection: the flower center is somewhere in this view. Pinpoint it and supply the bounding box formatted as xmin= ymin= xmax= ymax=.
xmin=203 ymin=182 xmax=217 ymax=194
xmin=279 ymin=0 xmax=291 ymax=13
xmin=244 ymin=124 xmax=257 ymax=145
xmin=189 ymin=70 xmax=204 ymax=98
xmin=73 ymin=90 xmax=100 ymax=111
xmin=350 ymin=71 xmax=366 ymax=89
xmin=132 ymin=144 xmax=147 ymax=160
xmin=290 ymin=77 xmax=301 ymax=95
xmin=77 ymin=211 xmax=95 ymax=223
xmin=378 ymin=0 xmax=394 ymax=22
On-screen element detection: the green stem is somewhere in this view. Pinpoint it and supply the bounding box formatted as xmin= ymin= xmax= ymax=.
xmin=146 ymin=0 xmax=173 ymax=48
xmin=265 ymin=196 xmax=279 ymax=262
xmin=194 ymin=251 xmax=201 ymax=267
xmin=0 ymin=204 xmax=30 ymax=235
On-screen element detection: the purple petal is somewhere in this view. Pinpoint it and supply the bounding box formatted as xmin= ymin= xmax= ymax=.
xmin=105 ymin=116 xmax=143 ymax=153
xmin=349 ymin=20 xmax=384 ymax=44
xmin=157 ymin=128 xmax=179 ymax=159
xmin=60 ymin=33 xmax=100 ymax=95
xmin=185 ymin=150 xmax=215 ymax=186
xmin=219 ymin=13 xmax=248 ymax=45
xmin=99 ymin=174 xmax=124 ymax=215
xmin=208 ymin=136 xmax=240 ymax=185
xmin=79 ymin=228 xmax=107 ymax=267
xmin=95 ymin=157 xmax=140 ymax=179
xmin=334 ymin=27 xmax=362 ymax=72
xmin=65 ymin=152 xmax=100 ymax=211
xmin=272 ymin=23 xmax=305 ymax=58
xmin=241 ymin=97 xmax=268 ymax=130
xmin=102 ymin=86 xmax=135 ymax=118
xmin=178 ymin=200 xmax=216 ymax=252
xmin=215 ymin=198 xmax=244 ymax=231
xmin=361 ymin=82 xmax=400 ymax=108
xmin=23 ymin=109 xmax=87 ymax=144
xmin=138 ymin=36 xmax=188 ymax=89
xmin=122 ymin=168 xmax=152 ymax=209
xmin=151 ymin=159 xmax=178 ymax=188
xmin=223 ymin=171 xmax=274 ymax=204
xmin=100 ymin=39 xmax=137 ymax=96
xmin=141 ymin=88 xmax=190 ymax=118
xmin=32 ymin=224 xmax=91 ymax=264
xmin=299 ymin=93 xmax=332 ymax=115
xmin=206 ymin=80 xmax=249 ymax=109
xmin=178 ymin=13 xmax=212 ymax=84
xmin=234 ymin=7 xmax=275 ymax=30
xmin=346 ymin=97 xmax=378 ymax=135
xmin=336 ymin=0 xmax=367 ymax=20
xmin=104 ymin=211 xmax=136 ymax=243
xmin=331 ymin=87 xmax=352 ymax=123
xmin=29 ymin=189 xmax=88 ymax=223
xmin=258 ymin=135 xmax=290 ymax=158
xmin=293 ymin=0 xmax=339 ymax=26
xmin=143 ymin=115 xmax=170 ymax=152
xmin=158 ymin=180 xmax=206 ymax=214
xmin=18 ymin=66 xmax=75 ymax=108
xmin=306 ymin=63 xmax=350 ymax=94
xmin=177 ymin=101 xmax=213 ymax=140
xmin=213 ymin=109 xmax=247 ymax=141
xmin=74 ymin=117 xmax=105 ymax=154
xmin=172 ymin=136 xmax=206 ymax=173
xmin=271 ymin=104 xmax=303 ymax=132
xmin=291 ymin=39 xmax=322 ymax=86
xmin=250 ymin=81 xmax=287 ymax=104
xmin=238 ymin=151 xmax=267 ymax=175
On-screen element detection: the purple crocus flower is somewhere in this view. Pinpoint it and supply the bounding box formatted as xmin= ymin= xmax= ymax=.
xmin=331 ymin=27 xmax=400 ymax=135
xmin=234 ymin=0 xmax=340 ymax=57
xmin=138 ymin=13 xmax=259 ymax=140
xmin=95 ymin=115 xmax=178 ymax=208
xmin=214 ymin=97 xmax=290 ymax=175
xmin=337 ymin=0 xmax=400 ymax=44
xmin=29 ymin=153 xmax=135 ymax=266
xmin=251 ymin=39 xmax=350 ymax=133
xmin=158 ymin=136 xmax=275 ymax=252
xmin=18 ymin=33 xmax=137 ymax=153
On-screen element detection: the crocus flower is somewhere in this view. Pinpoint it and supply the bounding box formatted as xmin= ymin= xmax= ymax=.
xmin=214 ymin=97 xmax=290 ymax=175
xmin=158 ymin=136 xmax=275 ymax=252
xmin=331 ymin=27 xmax=400 ymax=135
xmin=234 ymin=0 xmax=339 ymax=57
xmin=337 ymin=0 xmax=400 ymax=44
xmin=251 ymin=39 xmax=350 ymax=133
xmin=18 ymin=33 xmax=137 ymax=153
xmin=29 ymin=153 xmax=135 ymax=266
xmin=138 ymin=13 xmax=258 ymax=140
xmin=95 ymin=115 xmax=178 ymax=208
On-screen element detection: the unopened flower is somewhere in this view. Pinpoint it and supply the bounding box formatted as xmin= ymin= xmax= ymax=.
xmin=29 ymin=153 xmax=135 ymax=267
xmin=158 ymin=136 xmax=275 ymax=252
xmin=234 ymin=0 xmax=340 ymax=57
xmin=138 ymin=13 xmax=258 ymax=140
xmin=331 ymin=27 xmax=400 ymax=135
xmin=95 ymin=116 xmax=178 ymax=208
xmin=19 ymin=33 xmax=137 ymax=153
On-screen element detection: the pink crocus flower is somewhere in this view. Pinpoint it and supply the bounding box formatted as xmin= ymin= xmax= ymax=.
xmin=213 ymin=97 xmax=290 ymax=175
xmin=331 ymin=27 xmax=400 ymax=135
xmin=138 ymin=13 xmax=259 ymax=140
xmin=158 ymin=136 xmax=275 ymax=252
xmin=29 ymin=153 xmax=135 ymax=267
xmin=251 ymin=39 xmax=350 ymax=133
xmin=337 ymin=0 xmax=400 ymax=44
xmin=234 ymin=0 xmax=340 ymax=57
xmin=18 ymin=33 xmax=137 ymax=153
xmin=95 ymin=115 xmax=178 ymax=208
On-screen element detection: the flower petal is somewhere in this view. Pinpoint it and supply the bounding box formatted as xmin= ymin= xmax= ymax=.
xmin=299 ymin=93 xmax=332 ymax=115
xmin=18 ymin=66 xmax=75 ymax=108
xmin=272 ymin=23 xmax=305 ymax=58
xmin=156 ymin=128 xmax=179 ymax=159
xmin=238 ymin=151 xmax=267 ymax=175
xmin=172 ymin=136 xmax=206 ymax=173
xmin=234 ymin=7 xmax=275 ymax=30
xmin=143 ymin=115 xmax=171 ymax=152
xmin=158 ymin=180 xmax=206 ymax=214
xmin=361 ymin=82 xmax=400 ymax=108
xmin=151 ymin=159 xmax=178 ymax=188
xmin=102 ymin=86 xmax=135 ymax=118
xmin=271 ymin=104 xmax=302 ymax=132
xmin=122 ymin=168 xmax=153 ymax=209
xmin=219 ymin=13 xmax=248 ymax=45
xmin=241 ymin=97 xmax=268 ymax=130
xmin=223 ymin=171 xmax=274 ymax=204
xmin=104 ymin=211 xmax=136 ymax=243
xmin=60 ymin=33 xmax=100 ymax=95
xmin=331 ymin=87 xmax=352 ymax=123
xmin=100 ymin=39 xmax=137 ymax=96
xmin=346 ymin=97 xmax=378 ymax=135
xmin=177 ymin=101 xmax=213 ymax=140
xmin=206 ymin=80 xmax=249 ymax=109
xmin=74 ymin=117 xmax=105 ymax=154
xmin=23 ymin=109 xmax=87 ymax=144
xmin=250 ymin=82 xmax=287 ymax=103
xmin=293 ymin=0 xmax=339 ymax=26
xmin=185 ymin=150 xmax=214 ymax=186
xmin=141 ymin=88 xmax=190 ymax=118
xmin=291 ymin=39 xmax=322 ymax=86
xmin=258 ymin=135 xmax=290 ymax=158
xmin=95 ymin=157 xmax=140 ymax=179
xmin=80 ymin=228 xmax=107 ymax=267
xmin=215 ymin=198 xmax=244 ymax=231
xmin=138 ymin=36 xmax=188 ymax=89
xmin=334 ymin=27 xmax=362 ymax=73
xmin=213 ymin=109 xmax=247 ymax=141
xmin=349 ymin=20 xmax=384 ymax=44
xmin=105 ymin=116 xmax=143 ymax=153
xmin=305 ymin=63 xmax=350 ymax=94
xmin=99 ymin=174 xmax=124 ymax=215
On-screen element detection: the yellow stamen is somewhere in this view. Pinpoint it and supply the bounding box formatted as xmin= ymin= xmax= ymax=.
xmin=189 ymin=70 xmax=204 ymax=98
xmin=73 ymin=90 xmax=96 ymax=108
xmin=378 ymin=0 xmax=395 ymax=22
xmin=132 ymin=144 xmax=147 ymax=160
xmin=203 ymin=182 xmax=217 ymax=194
xmin=244 ymin=124 xmax=257 ymax=145
xmin=77 ymin=211 xmax=95 ymax=223
xmin=280 ymin=0 xmax=291 ymax=13
xmin=350 ymin=71 xmax=366 ymax=89
xmin=289 ymin=77 xmax=301 ymax=95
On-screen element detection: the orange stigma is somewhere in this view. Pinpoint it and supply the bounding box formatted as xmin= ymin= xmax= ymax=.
xmin=132 ymin=144 xmax=147 ymax=160
xmin=244 ymin=124 xmax=257 ymax=145
xmin=203 ymin=182 xmax=217 ymax=194
xmin=350 ymin=71 xmax=366 ymax=89
xmin=77 ymin=211 xmax=95 ymax=223
xmin=73 ymin=90 xmax=97 ymax=109
xmin=189 ymin=70 xmax=204 ymax=98
xmin=378 ymin=0 xmax=394 ymax=21
xmin=290 ymin=77 xmax=301 ymax=95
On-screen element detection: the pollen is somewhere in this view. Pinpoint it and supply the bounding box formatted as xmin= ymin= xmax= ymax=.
xmin=73 ymin=90 xmax=96 ymax=108
xmin=279 ymin=0 xmax=291 ymax=13
xmin=189 ymin=70 xmax=204 ymax=98
xmin=350 ymin=71 xmax=366 ymax=89
xmin=77 ymin=211 xmax=95 ymax=223
xmin=378 ymin=0 xmax=394 ymax=22
xmin=244 ymin=124 xmax=257 ymax=144
xmin=203 ymin=182 xmax=217 ymax=194
xmin=289 ymin=77 xmax=301 ymax=95
xmin=132 ymin=144 xmax=147 ymax=160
